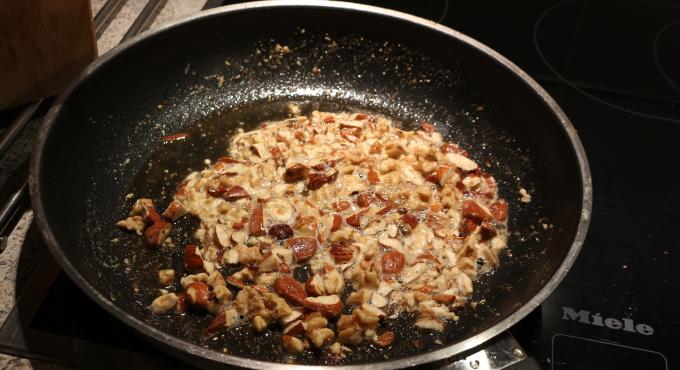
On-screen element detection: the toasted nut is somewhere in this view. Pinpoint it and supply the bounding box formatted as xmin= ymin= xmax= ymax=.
xmin=331 ymin=215 xmax=343 ymax=232
xmin=367 ymin=168 xmax=380 ymax=184
xmin=284 ymin=163 xmax=310 ymax=182
xmin=282 ymin=335 xmax=305 ymax=354
xmin=355 ymin=192 xmax=373 ymax=208
xmin=293 ymin=216 xmax=318 ymax=238
xmin=347 ymin=289 xmax=372 ymax=305
xmin=323 ymin=269 xmax=344 ymax=295
xmin=373 ymin=330 xmax=395 ymax=347
xmin=285 ymin=237 xmax=318 ymax=262
xmin=280 ymin=309 xmax=303 ymax=326
xmin=332 ymin=201 xmax=351 ymax=212
xmin=214 ymin=224 xmax=232 ymax=247
xmin=444 ymin=153 xmax=478 ymax=171
xmin=265 ymin=198 xmax=295 ymax=223
xmin=489 ymin=200 xmax=508 ymax=221
xmin=415 ymin=316 xmax=444 ymax=332
xmin=345 ymin=209 xmax=369 ymax=228
xmin=161 ymin=200 xmax=188 ymax=221
xmin=184 ymin=245 xmax=204 ymax=273
xmin=462 ymin=200 xmax=492 ymax=224
xmin=305 ymin=316 xmax=328 ymax=332
xmin=144 ymin=221 xmax=172 ymax=246
xmin=329 ymin=243 xmax=353 ymax=263
xmin=180 ymin=273 xmax=208 ymax=289
xmin=400 ymin=213 xmax=418 ymax=229
xmin=307 ymin=170 xmax=339 ymax=190
xmin=185 ymin=282 xmax=211 ymax=311
xmin=116 ymin=216 xmax=145 ymax=235
xmin=231 ymin=229 xmax=248 ymax=245
xmin=381 ymin=250 xmax=405 ymax=274
xmin=304 ymin=295 xmax=343 ymax=317
xmin=311 ymin=160 xmax=336 ymax=171
xmin=249 ymin=201 xmax=265 ymax=236
xmin=252 ymin=315 xmax=268 ymax=332
xmin=480 ymin=222 xmax=497 ymax=240
xmin=306 ymin=274 xmax=326 ymax=296
xmin=378 ymin=237 xmax=402 ymax=250
xmin=204 ymin=311 xmax=227 ymax=337
xmin=457 ymin=273 xmax=473 ymax=295
xmin=157 ymin=269 xmax=175 ymax=285
xmin=433 ymin=294 xmax=457 ymax=304
xmin=258 ymin=253 xmax=281 ymax=273
xmin=308 ymin=328 xmax=335 ymax=348
xmin=213 ymin=285 xmax=233 ymax=303
xmin=283 ymin=320 xmax=305 ymax=336
xmin=207 ymin=270 xmax=227 ymax=288
xmin=150 ymin=293 xmax=178 ymax=314
xmin=274 ymin=275 xmax=307 ymax=306
xmin=440 ymin=143 xmax=469 ymax=156
xmin=226 ymin=276 xmax=246 ymax=289
xmin=268 ymin=224 xmax=294 ymax=240
xmin=370 ymin=292 xmax=388 ymax=308
xmin=459 ymin=217 xmax=478 ymax=236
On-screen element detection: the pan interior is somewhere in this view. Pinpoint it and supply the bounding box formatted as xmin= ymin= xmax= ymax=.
xmin=35 ymin=5 xmax=584 ymax=366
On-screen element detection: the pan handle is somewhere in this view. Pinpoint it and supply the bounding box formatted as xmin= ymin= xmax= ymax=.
xmin=0 ymin=182 xmax=28 ymax=254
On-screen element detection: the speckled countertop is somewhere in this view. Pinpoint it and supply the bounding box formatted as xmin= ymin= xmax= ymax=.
xmin=0 ymin=1 xmax=207 ymax=368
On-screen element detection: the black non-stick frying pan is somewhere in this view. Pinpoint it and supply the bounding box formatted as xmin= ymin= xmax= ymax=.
xmin=29 ymin=1 xmax=592 ymax=368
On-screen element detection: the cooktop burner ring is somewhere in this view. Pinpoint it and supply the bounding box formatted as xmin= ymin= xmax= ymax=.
xmin=533 ymin=0 xmax=680 ymax=123
xmin=653 ymin=18 xmax=680 ymax=94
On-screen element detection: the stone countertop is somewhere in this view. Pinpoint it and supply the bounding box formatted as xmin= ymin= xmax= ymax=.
xmin=0 ymin=1 xmax=207 ymax=368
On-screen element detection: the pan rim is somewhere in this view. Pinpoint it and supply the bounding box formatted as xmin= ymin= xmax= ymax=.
xmin=29 ymin=1 xmax=593 ymax=369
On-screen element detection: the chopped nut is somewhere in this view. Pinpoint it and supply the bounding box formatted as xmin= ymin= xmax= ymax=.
xmin=150 ymin=293 xmax=178 ymax=314
xmin=308 ymin=328 xmax=335 ymax=348
xmin=157 ymin=269 xmax=175 ymax=285
xmin=282 ymin=335 xmax=305 ymax=354
xmin=116 ymin=216 xmax=145 ymax=235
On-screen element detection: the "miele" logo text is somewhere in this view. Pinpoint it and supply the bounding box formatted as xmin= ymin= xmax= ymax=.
xmin=561 ymin=306 xmax=654 ymax=336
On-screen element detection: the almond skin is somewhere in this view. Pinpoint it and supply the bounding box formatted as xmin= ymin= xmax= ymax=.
xmin=204 ymin=311 xmax=226 ymax=337
xmin=381 ymin=250 xmax=405 ymax=274
xmin=311 ymin=160 xmax=336 ymax=171
xmin=206 ymin=185 xmax=249 ymax=201
xmin=489 ymin=200 xmax=508 ymax=221
xmin=373 ymin=330 xmax=395 ymax=347
xmin=307 ymin=170 xmax=339 ymax=190
xmin=303 ymin=295 xmax=343 ymax=317
xmin=367 ymin=168 xmax=380 ymax=184
xmin=268 ymin=224 xmax=294 ymax=240
xmin=458 ymin=218 xmax=478 ymax=236
xmin=285 ymin=237 xmax=318 ymax=262
xmin=432 ymin=294 xmax=457 ymax=304
xmin=144 ymin=221 xmax=171 ymax=246
xmin=480 ymin=222 xmax=497 ymax=240
xmin=249 ymin=201 xmax=265 ymax=236
xmin=284 ymin=163 xmax=310 ymax=182
xmin=345 ymin=209 xmax=369 ymax=228
xmin=462 ymin=200 xmax=492 ymax=224
xmin=185 ymin=282 xmax=211 ymax=311
xmin=274 ymin=275 xmax=307 ymax=306
xmin=401 ymin=213 xmax=418 ymax=229
xmin=356 ymin=192 xmax=373 ymax=208
xmin=331 ymin=214 xmax=343 ymax=232
xmin=305 ymin=274 xmax=326 ymax=296
xmin=329 ymin=243 xmax=353 ymax=263
xmin=184 ymin=245 xmax=204 ymax=273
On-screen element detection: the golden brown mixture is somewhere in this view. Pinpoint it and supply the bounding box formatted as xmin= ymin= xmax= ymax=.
xmin=118 ymin=109 xmax=508 ymax=357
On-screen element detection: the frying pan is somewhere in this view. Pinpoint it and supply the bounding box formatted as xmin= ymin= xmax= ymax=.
xmin=29 ymin=1 xmax=592 ymax=368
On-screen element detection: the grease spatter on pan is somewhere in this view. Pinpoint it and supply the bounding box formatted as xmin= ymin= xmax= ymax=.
xmin=117 ymin=108 xmax=508 ymax=361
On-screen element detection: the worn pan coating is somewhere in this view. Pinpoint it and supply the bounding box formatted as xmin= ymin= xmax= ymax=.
xmin=29 ymin=1 xmax=592 ymax=368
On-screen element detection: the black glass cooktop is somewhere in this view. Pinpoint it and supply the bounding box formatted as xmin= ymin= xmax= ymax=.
xmin=1 ymin=1 xmax=677 ymax=369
